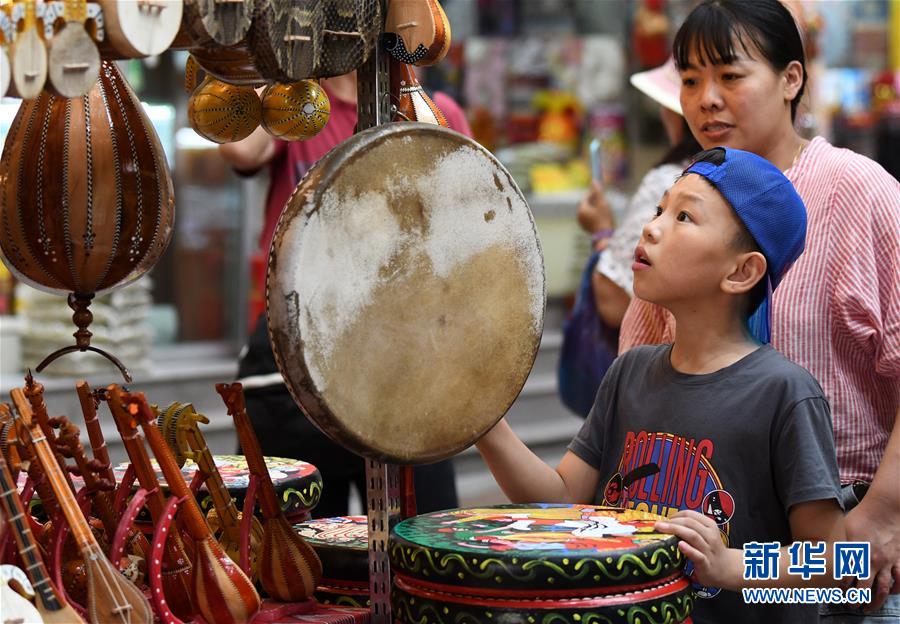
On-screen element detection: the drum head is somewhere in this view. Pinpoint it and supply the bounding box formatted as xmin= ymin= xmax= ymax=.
xmin=267 ymin=123 xmax=544 ymax=464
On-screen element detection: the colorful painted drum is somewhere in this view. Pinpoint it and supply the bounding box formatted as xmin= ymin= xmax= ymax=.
xmin=17 ymin=455 xmax=322 ymax=523
xmin=390 ymin=504 xmax=694 ymax=624
xmin=294 ymin=516 xmax=370 ymax=608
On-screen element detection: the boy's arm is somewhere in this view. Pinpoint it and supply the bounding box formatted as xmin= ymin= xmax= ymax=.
xmin=844 ymin=406 xmax=900 ymax=608
xmin=476 ymin=419 xmax=601 ymax=504
xmin=218 ymin=124 xmax=277 ymax=173
xmin=656 ymin=499 xmax=845 ymax=590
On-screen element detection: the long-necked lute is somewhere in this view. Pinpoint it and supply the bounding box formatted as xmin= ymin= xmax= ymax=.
xmin=105 ymin=386 xmax=195 ymax=622
xmin=0 ymin=453 xmax=85 ymax=624
xmin=217 ymin=382 xmax=322 ymax=602
xmin=124 ymin=390 xmax=260 ymax=624
xmin=10 ymin=389 xmax=152 ymax=624
xmin=157 ymin=402 xmax=263 ymax=578
xmin=54 ymin=416 xmax=149 ymax=586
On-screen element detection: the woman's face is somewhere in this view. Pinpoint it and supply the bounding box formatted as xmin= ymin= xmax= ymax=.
xmin=678 ymin=41 xmax=801 ymax=157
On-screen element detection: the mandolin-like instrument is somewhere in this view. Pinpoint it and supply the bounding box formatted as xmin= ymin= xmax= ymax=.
xmin=96 ymin=0 xmax=182 ymax=59
xmin=104 ymin=386 xmax=196 ymax=622
xmin=0 ymin=454 xmax=85 ymax=624
xmin=46 ymin=0 xmax=100 ymax=97
xmin=217 ymin=382 xmax=323 ymax=602
xmin=157 ymin=402 xmax=263 ymax=579
xmin=384 ymin=0 xmax=451 ymax=66
xmin=10 ymin=389 xmax=151 ymax=624
xmin=8 ymin=0 xmax=48 ymax=99
xmin=125 ymin=390 xmax=260 ymax=624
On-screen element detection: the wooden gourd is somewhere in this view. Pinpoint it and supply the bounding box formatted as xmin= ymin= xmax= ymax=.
xmin=0 ymin=61 xmax=174 ymax=382
xmin=188 ymin=74 xmax=262 ymax=144
xmin=261 ymin=81 xmax=331 ymax=142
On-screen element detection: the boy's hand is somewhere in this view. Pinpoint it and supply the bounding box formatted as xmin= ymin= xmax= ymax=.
xmin=656 ymin=511 xmax=740 ymax=590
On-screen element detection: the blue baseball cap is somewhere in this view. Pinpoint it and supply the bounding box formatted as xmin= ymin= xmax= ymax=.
xmin=683 ymin=147 xmax=807 ymax=344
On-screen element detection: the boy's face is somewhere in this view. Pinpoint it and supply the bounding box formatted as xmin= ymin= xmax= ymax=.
xmin=632 ymin=174 xmax=747 ymax=307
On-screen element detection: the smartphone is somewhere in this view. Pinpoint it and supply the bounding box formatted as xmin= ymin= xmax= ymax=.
xmin=589 ymin=138 xmax=602 ymax=182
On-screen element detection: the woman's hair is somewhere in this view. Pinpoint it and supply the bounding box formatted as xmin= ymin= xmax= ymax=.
xmin=657 ymin=118 xmax=702 ymax=167
xmin=672 ymin=0 xmax=807 ymax=120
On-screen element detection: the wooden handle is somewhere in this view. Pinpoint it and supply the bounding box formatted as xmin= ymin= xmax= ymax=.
xmin=23 ymin=373 xmax=77 ymax=494
xmin=215 ymin=383 xmax=280 ymax=519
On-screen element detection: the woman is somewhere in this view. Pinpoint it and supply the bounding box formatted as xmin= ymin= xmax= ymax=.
xmin=577 ymin=58 xmax=700 ymax=329
xmin=619 ymin=0 xmax=899 ymax=618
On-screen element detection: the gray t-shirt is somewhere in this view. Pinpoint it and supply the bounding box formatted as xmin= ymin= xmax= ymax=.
xmin=569 ymin=344 xmax=841 ymax=624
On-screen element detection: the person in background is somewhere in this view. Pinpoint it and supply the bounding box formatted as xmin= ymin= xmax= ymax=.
xmin=577 ymin=58 xmax=701 ymax=329
xmin=618 ymin=0 xmax=900 ymax=617
xmin=219 ymin=72 xmax=472 ymax=518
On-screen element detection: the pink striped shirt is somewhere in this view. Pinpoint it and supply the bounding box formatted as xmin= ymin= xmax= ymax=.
xmin=618 ymin=137 xmax=900 ymax=483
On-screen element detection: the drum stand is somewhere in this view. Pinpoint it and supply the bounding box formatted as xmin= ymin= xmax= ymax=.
xmin=356 ymin=5 xmax=401 ymax=622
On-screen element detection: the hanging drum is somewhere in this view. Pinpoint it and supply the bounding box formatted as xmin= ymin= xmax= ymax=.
xmin=0 ymin=61 xmax=174 ymax=382
xmin=267 ymin=123 xmax=545 ymax=464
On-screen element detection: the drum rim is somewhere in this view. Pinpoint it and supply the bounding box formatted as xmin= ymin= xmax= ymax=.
xmin=266 ymin=123 xmax=545 ymax=464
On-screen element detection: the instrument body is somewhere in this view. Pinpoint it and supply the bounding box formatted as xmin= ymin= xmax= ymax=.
xmin=46 ymin=0 xmax=100 ymax=97
xmin=105 ymin=387 xmax=195 ymax=622
xmin=267 ymin=123 xmax=545 ymax=464
xmin=218 ymin=383 xmax=322 ymax=602
xmin=384 ymin=0 xmax=451 ymax=66
xmin=0 ymin=61 xmax=174 ymax=379
xmin=260 ymin=81 xmax=331 ymax=141
xmin=1 ymin=564 xmax=45 ymax=624
xmin=96 ymin=0 xmax=182 ymax=58
xmin=8 ymin=0 xmax=48 ymax=99
xmin=390 ymin=505 xmax=693 ymax=624
xmin=248 ymin=0 xmax=320 ymax=82
xmin=10 ymin=389 xmax=152 ymax=624
xmin=187 ymin=74 xmax=262 ymax=144
xmin=0 ymin=455 xmax=84 ymax=624
xmin=127 ymin=391 xmax=260 ymax=624
xmin=181 ymin=0 xmax=254 ymax=47
xmin=391 ymin=60 xmax=446 ymax=125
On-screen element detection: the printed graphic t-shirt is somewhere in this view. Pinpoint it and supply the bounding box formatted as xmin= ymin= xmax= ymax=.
xmin=568 ymin=344 xmax=842 ymax=624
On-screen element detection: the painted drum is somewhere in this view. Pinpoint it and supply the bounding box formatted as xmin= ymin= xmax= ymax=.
xmin=389 ymin=504 xmax=694 ymax=624
xmin=294 ymin=515 xmax=370 ymax=608
xmin=267 ymin=123 xmax=545 ymax=464
xmin=16 ymin=455 xmax=322 ymax=523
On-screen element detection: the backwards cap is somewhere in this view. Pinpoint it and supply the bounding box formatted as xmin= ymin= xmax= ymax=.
xmin=683 ymin=147 xmax=807 ymax=343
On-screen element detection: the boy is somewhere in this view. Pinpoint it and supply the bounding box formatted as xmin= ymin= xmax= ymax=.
xmin=477 ymin=147 xmax=844 ymax=623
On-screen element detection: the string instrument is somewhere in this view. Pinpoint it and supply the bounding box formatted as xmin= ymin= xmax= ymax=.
xmin=104 ymin=386 xmax=195 ymax=622
xmin=187 ymin=74 xmax=262 ymax=144
xmin=53 ymin=417 xmax=149 ymax=586
xmin=74 ymin=382 xmax=114 ymax=486
xmin=384 ymin=0 xmax=451 ymax=66
xmin=46 ymin=0 xmax=100 ymax=97
xmin=248 ymin=0 xmax=320 ymax=82
xmin=390 ymin=59 xmax=447 ymax=126
xmin=0 ymin=454 xmax=85 ymax=624
xmin=23 ymin=374 xmax=77 ymax=495
xmin=217 ymin=383 xmax=322 ymax=602
xmin=1 ymin=564 xmax=45 ymax=624
xmin=260 ymin=80 xmax=331 ymax=142
xmin=95 ymin=0 xmax=182 ymax=59
xmin=157 ymin=402 xmax=263 ymax=578
xmin=181 ymin=0 xmax=254 ymax=47
xmin=124 ymin=389 xmax=260 ymax=624
xmin=8 ymin=0 xmax=47 ymax=99
xmin=11 ymin=389 xmax=153 ymax=624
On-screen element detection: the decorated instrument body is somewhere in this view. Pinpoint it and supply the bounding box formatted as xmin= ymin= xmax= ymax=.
xmin=267 ymin=123 xmax=544 ymax=464
xmin=260 ymin=80 xmax=331 ymax=142
xmin=391 ymin=60 xmax=447 ymax=125
xmin=10 ymin=389 xmax=152 ymax=624
xmin=390 ymin=504 xmax=694 ymax=624
xmin=187 ymin=74 xmax=262 ymax=144
xmin=294 ymin=515 xmax=369 ymax=608
xmin=181 ymin=0 xmax=254 ymax=47
xmin=384 ymin=0 xmax=451 ymax=66
xmin=0 ymin=61 xmax=174 ymax=380
xmin=126 ymin=391 xmax=260 ymax=624
xmin=217 ymin=383 xmax=323 ymax=603
xmin=248 ymin=0 xmax=321 ymax=82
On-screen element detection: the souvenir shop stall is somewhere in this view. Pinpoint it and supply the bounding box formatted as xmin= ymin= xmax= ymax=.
xmin=0 ymin=1 xmax=701 ymax=623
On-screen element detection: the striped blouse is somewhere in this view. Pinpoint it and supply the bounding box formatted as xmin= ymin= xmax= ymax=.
xmin=618 ymin=137 xmax=900 ymax=483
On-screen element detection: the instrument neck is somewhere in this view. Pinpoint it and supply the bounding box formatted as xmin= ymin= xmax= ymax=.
xmin=63 ymin=0 xmax=87 ymax=23
xmin=230 ymin=404 xmax=280 ymax=518
xmin=188 ymin=431 xmax=242 ymax=540
xmin=0 ymin=457 xmax=63 ymax=612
